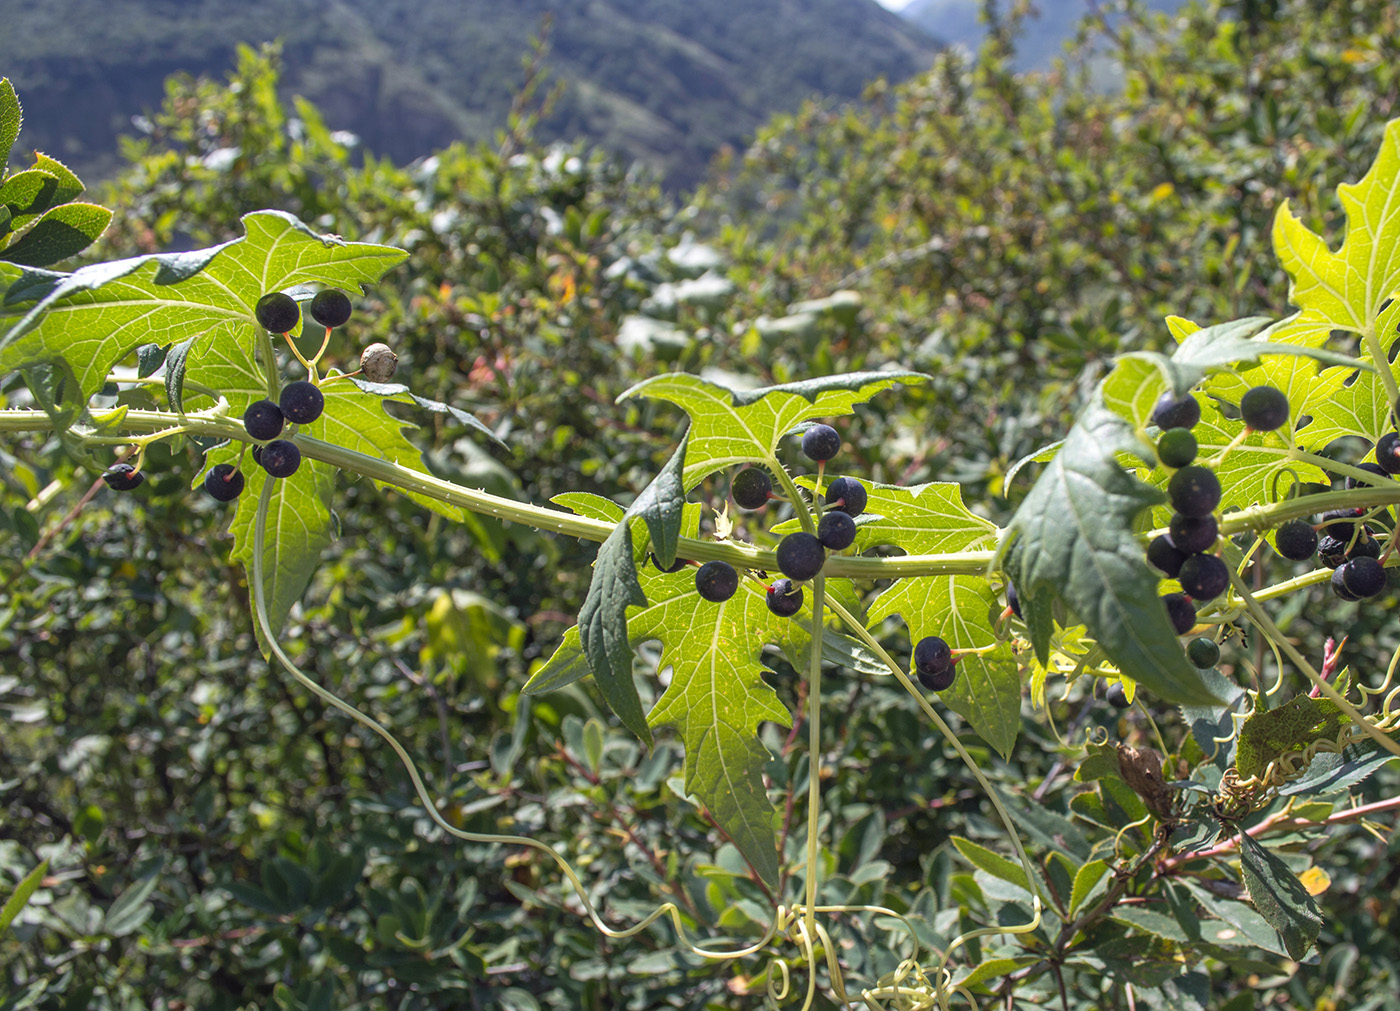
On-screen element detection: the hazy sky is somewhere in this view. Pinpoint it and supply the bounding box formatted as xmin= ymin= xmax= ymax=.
xmin=875 ymin=0 xmax=915 ymax=7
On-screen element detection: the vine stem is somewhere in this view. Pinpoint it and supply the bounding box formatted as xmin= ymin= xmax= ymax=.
xmin=1362 ymin=327 xmax=1400 ymax=425
xmin=803 ymin=574 xmax=826 ymax=947
xmin=820 ymin=595 xmax=1043 ymax=980
xmin=0 ymin=408 xmax=997 ymax=576
xmin=1226 ymin=567 xmax=1400 ymax=760
xmin=248 ymin=478 xmax=785 ymax=961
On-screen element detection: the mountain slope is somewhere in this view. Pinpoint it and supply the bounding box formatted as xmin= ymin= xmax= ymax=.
xmin=0 ymin=0 xmax=939 ymax=187
xmin=901 ymin=0 xmax=1184 ymax=70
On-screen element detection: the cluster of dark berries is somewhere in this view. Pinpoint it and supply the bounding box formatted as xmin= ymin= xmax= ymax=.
xmin=1269 ymin=433 xmax=1397 ymax=599
xmin=1277 ymin=507 xmax=1390 ymax=600
xmin=254 ymin=288 xmax=354 ymax=334
xmin=239 ymin=381 xmax=327 ymax=482
xmin=1148 ymin=390 xmax=1229 ymax=606
xmin=912 ymin=635 xmax=956 ymax=692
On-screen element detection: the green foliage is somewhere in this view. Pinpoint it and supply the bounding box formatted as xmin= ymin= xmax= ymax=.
xmin=6 ymin=4 xmax=1400 ymax=1010
xmin=0 ymin=79 xmax=109 ymax=268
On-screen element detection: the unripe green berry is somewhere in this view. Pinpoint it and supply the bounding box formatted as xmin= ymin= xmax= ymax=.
xmin=1186 ymin=636 xmax=1220 ymax=669
xmin=1157 ymin=427 xmax=1197 ymax=468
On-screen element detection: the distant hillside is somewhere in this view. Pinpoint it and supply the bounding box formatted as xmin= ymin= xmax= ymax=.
xmin=901 ymin=0 xmax=1183 ymax=70
xmin=0 ymin=0 xmax=940 ymax=188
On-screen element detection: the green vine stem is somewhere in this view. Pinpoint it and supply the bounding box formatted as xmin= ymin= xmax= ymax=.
xmin=1362 ymin=327 xmax=1400 ymax=425
xmin=820 ymin=595 xmax=1045 ymax=982
xmin=9 ymin=406 xmax=1400 ymax=591
xmin=256 ymin=329 xmax=281 ymax=400
xmin=248 ymin=478 xmax=789 ymax=962
xmin=803 ymin=574 xmax=827 ymax=947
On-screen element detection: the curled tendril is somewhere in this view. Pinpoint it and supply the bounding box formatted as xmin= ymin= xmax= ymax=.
xmin=1216 ymin=659 xmax=1400 ymax=815
xmin=251 ymin=485 xmax=1051 ymax=1007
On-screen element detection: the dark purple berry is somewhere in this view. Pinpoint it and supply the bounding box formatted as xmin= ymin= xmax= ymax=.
xmin=1152 ymin=391 xmax=1201 ymax=431
xmin=1240 ymin=385 xmax=1290 ymax=432
xmin=913 ymin=635 xmax=952 ymax=677
xmin=1341 ymin=556 xmax=1387 ymax=598
xmin=1147 ymin=534 xmax=1188 ymax=578
xmin=1273 ymin=519 xmax=1318 ymax=561
xmin=1163 ymin=593 xmax=1197 ymax=635
xmin=695 ymin=560 xmax=739 ymax=602
xmin=650 ymin=552 xmax=687 ymax=573
xmin=766 ymin=578 xmax=804 ymax=617
xmin=817 ymin=510 xmax=857 ymax=551
xmin=801 ymin=424 xmax=842 ymax=462
xmin=776 ymin=532 xmax=826 ymax=581
xmin=310 ymin=288 xmax=353 ymax=328
xmin=1331 ymin=567 xmax=1362 ymax=601
xmin=1106 ymin=682 xmax=1130 ymax=709
xmin=261 ymin=439 xmax=301 ymax=479
xmin=204 ymin=463 xmax=245 ymax=502
xmin=824 ymin=476 xmax=867 ymax=517
xmin=1347 ymin=533 xmax=1381 ymax=561
xmin=732 ymin=467 xmax=772 ymax=511
xmin=1169 ymin=513 xmax=1218 ymax=554
xmin=102 ymin=463 xmax=144 ymax=491
xmin=1317 ymin=534 xmax=1351 ymax=569
xmin=1376 ymin=432 xmax=1400 ymax=475
xmin=1320 ymin=508 xmax=1364 ymax=541
xmin=1168 ymin=466 xmax=1221 ymax=518
xmin=1006 ymin=582 xmax=1022 ymax=618
xmin=1346 ymin=461 xmax=1389 ymax=489
xmin=243 ymin=399 xmax=284 ymax=441
xmin=255 ymin=292 xmax=300 ymax=333
xmin=918 ymin=666 xmax=957 ymax=692
xmin=1178 ymin=554 xmax=1229 ymax=601
xmin=279 ymin=380 xmax=324 ymax=425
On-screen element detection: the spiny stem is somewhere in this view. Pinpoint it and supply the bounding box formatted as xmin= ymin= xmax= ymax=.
xmin=804 ymin=574 xmax=826 ymax=945
xmin=767 ymin=454 xmax=816 ymax=536
xmin=820 ymin=595 xmax=1043 ymax=976
xmin=1362 ymin=327 xmax=1400 ymax=426
xmin=256 ymin=330 xmax=281 ymax=400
